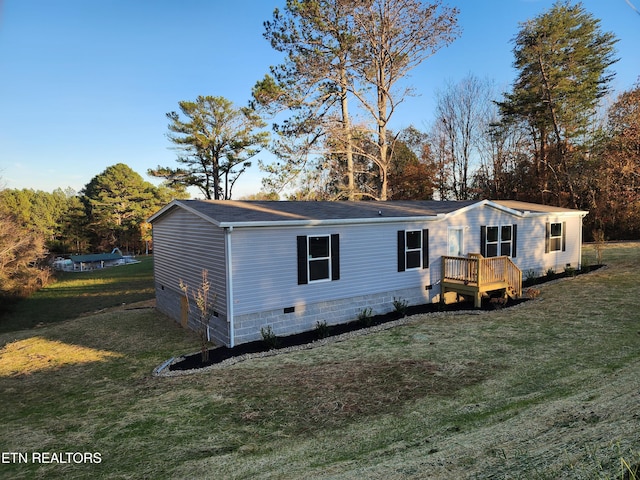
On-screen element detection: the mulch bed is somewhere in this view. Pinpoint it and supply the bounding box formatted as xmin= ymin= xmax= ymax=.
xmin=169 ymin=264 xmax=603 ymax=371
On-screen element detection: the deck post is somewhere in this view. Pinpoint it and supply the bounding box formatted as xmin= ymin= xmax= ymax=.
xmin=474 ymin=291 xmax=482 ymax=308
xmin=440 ymin=259 xmax=446 ymax=304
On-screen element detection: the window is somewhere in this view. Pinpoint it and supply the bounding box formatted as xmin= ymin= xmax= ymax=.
xmin=405 ymin=231 xmax=422 ymax=269
xmin=397 ymin=229 xmax=429 ymax=271
xmin=486 ymin=226 xmax=499 ymax=257
xmin=308 ymin=236 xmax=330 ymax=281
xmin=546 ymin=222 xmax=565 ymax=253
xmin=500 ymin=225 xmax=513 ymax=256
xmin=297 ymin=234 xmax=340 ymax=284
xmin=481 ymin=225 xmax=517 ymax=258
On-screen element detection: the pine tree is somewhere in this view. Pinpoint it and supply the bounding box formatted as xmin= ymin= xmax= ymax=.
xmin=150 ymin=96 xmax=268 ymax=200
xmin=498 ymin=1 xmax=617 ymax=207
xmin=83 ymin=164 xmax=160 ymax=251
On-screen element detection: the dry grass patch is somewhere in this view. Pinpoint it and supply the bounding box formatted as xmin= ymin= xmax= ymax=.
xmin=0 ymin=336 xmax=122 ymax=377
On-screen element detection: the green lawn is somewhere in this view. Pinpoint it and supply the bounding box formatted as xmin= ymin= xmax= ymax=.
xmin=0 ymin=245 xmax=638 ymax=479
xmin=0 ymin=256 xmax=155 ymax=333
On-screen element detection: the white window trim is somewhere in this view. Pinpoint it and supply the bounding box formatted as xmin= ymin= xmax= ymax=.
xmin=485 ymin=224 xmax=513 ymax=257
xmin=549 ymin=222 xmax=563 ymax=252
xmin=405 ymin=230 xmax=422 ymax=270
xmin=307 ymin=235 xmax=331 ymax=283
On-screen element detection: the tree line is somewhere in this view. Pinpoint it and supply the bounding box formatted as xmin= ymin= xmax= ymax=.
xmin=0 ymin=164 xmax=186 ymax=303
xmin=150 ymin=1 xmax=639 ymax=240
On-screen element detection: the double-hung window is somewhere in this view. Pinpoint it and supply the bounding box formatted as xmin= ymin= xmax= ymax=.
xmin=308 ymin=235 xmax=331 ymax=281
xmin=405 ymin=231 xmax=422 ymax=269
xmin=397 ymin=229 xmax=429 ymax=271
xmin=297 ymin=234 xmax=340 ymax=284
xmin=485 ymin=226 xmax=500 ymax=257
xmin=481 ymin=225 xmax=517 ymax=258
xmin=545 ymin=222 xmax=565 ymax=253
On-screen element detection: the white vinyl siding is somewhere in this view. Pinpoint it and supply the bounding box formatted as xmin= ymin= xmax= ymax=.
xmin=152 ymin=208 xmax=227 ymax=316
xmin=225 ymin=206 xmax=586 ymax=317
xmin=450 ymin=207 xmax=581 ymax=276
xmin=230 ymin=223 xmax=433 ymax=316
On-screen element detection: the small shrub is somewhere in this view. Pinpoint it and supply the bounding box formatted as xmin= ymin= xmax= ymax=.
xmin=546 ymin=268 xmax=556 ymax=280
xmin=524 ymin=269 xmax=537 ymax=283
xmin=260 ymin=325 xmax=279 ymax=349
xmin=314 ymin=320 xmax=330 ymax=339
xmin=564 ymin=266 xmax=576 ymax=277
xmin=592 ymin=228 xmax=605 ymax=265
xmin=358 ymin=307 xmax=373 ymax=326
xmin=179 ymin=269 xmax=215 ymax=363
xmin=392 ymin=297 xmax=408 ymax=317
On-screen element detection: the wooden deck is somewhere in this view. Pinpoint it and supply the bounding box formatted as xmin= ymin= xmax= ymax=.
xmin=441 ymin=254 xmax=522 ymax=307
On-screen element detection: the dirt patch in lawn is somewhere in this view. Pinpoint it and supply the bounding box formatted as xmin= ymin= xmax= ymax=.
xmin=226 ymin=358 xmax=497 ymax=432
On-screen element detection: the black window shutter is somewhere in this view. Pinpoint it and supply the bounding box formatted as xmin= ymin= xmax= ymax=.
xmin=512 ymin=224 xmax=517 ymax=258
xmin=480 ymin=226 xmax=487 ymax=257
xmin=545 ymin=222 xmax=550 ymax=253
xmin=422 ymin=229 xmax=429 ymax=269
xmin=397 ymin=230 xmax=405 ymax=272
xmin=562 ymin=222 xmax=566 ymax=251
xmin=331 ymin=234 xmax=340 ymax=280
xmin=297 ymin=236 xmax=308 ymax=285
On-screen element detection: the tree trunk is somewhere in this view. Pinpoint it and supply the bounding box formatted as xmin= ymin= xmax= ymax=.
xmin=339 ymin=68 xmax=356 ymax=201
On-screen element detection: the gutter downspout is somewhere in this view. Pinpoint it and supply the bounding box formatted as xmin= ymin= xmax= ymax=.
xmin=225 ymin=226 xmax=235 ymax=348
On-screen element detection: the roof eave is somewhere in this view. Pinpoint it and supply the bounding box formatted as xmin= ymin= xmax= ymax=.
xmin=148 ymin=199 xmax=589 ymax=228
xmin=516 ymin=209 xmax=590 ymax=218
xmin=218 ymin=214 xmax=446 ymax=228
xmin=491 ymin=200 xmax=588 ymax=217
xmin=147 ymin=200 xmax=224 ymax=227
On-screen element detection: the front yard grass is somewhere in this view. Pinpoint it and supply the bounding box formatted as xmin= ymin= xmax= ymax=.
xmin=0 ymin=244 xmax=638 ymax=479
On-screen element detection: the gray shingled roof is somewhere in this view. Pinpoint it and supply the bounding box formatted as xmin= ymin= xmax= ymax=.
xmin=149 ymin=199 xmax=586 ymax=227
xmin=178 ymin=199 xmax=477 ymax=224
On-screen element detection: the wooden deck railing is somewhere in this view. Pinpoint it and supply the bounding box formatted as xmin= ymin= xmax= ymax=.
xmin=441 ymin=254 xmax=522 ymax=298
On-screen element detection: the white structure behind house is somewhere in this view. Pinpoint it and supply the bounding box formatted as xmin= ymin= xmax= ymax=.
xmin=53 ymin=248 xmax=139 ymax=272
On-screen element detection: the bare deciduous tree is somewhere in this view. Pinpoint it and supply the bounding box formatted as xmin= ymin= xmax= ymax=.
xmin=257 ymin=0 xmax=459 ymax=200
xmin=350 ymin=0 xmax=459 ymax=200
xmin=431 ymin=74 xmax=495 ymax=199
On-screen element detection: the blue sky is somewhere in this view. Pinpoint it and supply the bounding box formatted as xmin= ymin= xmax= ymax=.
xmin=1 ymin=0 xmax=638 ymax=198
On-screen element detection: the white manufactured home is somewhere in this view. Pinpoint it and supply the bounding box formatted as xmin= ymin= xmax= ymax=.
xmin=148 ymin=199 xmax=587 ymax=347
